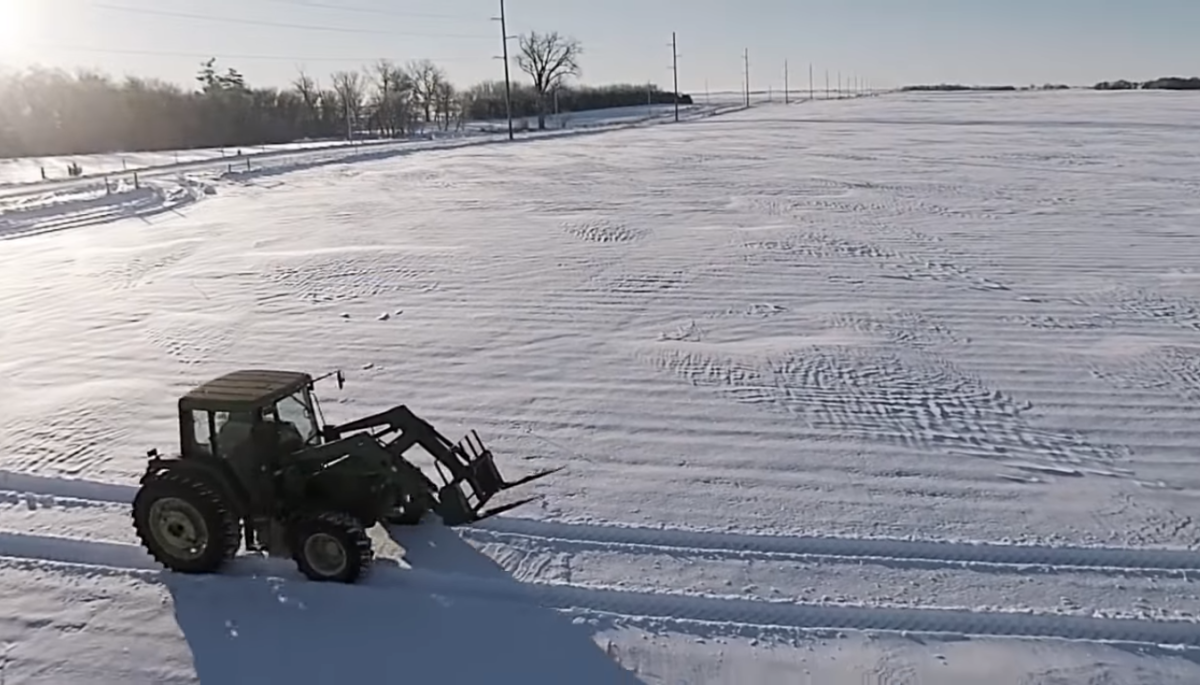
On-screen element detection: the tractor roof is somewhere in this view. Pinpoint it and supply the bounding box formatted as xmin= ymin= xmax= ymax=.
xmin=179 ymin=369 xmax=312 ymax=412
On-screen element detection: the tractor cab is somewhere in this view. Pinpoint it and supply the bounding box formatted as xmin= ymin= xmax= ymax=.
xmin=176 ymin=369 xmax=328 ymax=497
xmin=178 ymin=369 xmax=330 ymax=461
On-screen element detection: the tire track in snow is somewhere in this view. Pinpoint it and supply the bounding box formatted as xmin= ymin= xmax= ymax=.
xmin=0 ymin=471 xmax=135 ymax=505
xmin=0 ymin=531 xmax=161 ymax=573
xmin=0 ymin=178 xmax=212 ymax=240
xmin=7 ymin=469 xmax=1193 ymax=576
xmin=2 ymin=471 xmax=1200 ymax=648
xmin=411 ymin=570 xmax=1200 ymax=651
xmin=1 ymin=527 xmax=1199 ymax=651
xmin=469 ymin=518 xmax=1200 ymax=577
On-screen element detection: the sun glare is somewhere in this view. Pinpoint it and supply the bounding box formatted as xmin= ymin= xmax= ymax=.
xmin=0 ymin=1 xmax=28 ymax=54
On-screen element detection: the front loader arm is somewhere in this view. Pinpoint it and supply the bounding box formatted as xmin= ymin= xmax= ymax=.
xmin=322 ymin=404 xmax=562 ymax=525
xmin=323 ymin=405 xmax=423 ymax=438
xmin=324 ymin=405 xmax=472 ymax=481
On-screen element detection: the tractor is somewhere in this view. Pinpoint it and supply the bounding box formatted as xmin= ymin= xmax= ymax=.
xmin=131 ymin=368 xmax=559 ymax=584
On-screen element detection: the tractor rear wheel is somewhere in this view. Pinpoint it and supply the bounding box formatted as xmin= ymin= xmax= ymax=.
xmin=132 ymin=469 xmax=241 ymax=574
xmin=288 ymin=512 xmax=373 ymax=583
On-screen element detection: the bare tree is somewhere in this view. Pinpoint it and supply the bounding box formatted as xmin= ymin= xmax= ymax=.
xmin=515 ymin=30 xmax=582 ymax=130
xmin=0 ymin=52 xmax=713 ymax=161
xmin=370 ymin=59 xmax=394 ymax=137
xmin=407 ymin=58 xmax=446 ymax=126
xmin=432 ymin=81 xmax=457 ymax=131
xmin=330 ymin=70 xmax=365 ymax=140
xmin=292 ymin=68 xmax=320 ymax=136
xmin=373 ymin=62 xmax=416 ymax=137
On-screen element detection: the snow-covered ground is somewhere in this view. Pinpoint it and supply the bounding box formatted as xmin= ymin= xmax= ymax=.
xmin=2 ymin=89 xmax=1200 ymax=683
xmin=0 ymin=103 xmax=736 ymax=242
xmin=0 ymin=102 xmax=729 ymax=187
xmin=0 ymin=138 xmax=383 ymax=186
xmin=465 ymin=102 xmax=724 ymax=134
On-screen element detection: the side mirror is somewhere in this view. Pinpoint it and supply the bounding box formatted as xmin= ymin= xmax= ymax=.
xmin=336 ymin=370 xmax=345 ymax=389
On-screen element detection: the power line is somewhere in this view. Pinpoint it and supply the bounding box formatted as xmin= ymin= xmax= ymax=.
xmin=671 ymin=32 xmax=679 ymax=122
xmin=88 ymin=3 xmax=493 ymax=39
xmin=743 ymin=48 xmax=750 ymax=107
xmin=492 ymin=0 xmax=514 ymax=141
xmin=25 ymin=43 xmax=477 ymax=64
xmin=256 ymin=0 xmax=477 ymax=21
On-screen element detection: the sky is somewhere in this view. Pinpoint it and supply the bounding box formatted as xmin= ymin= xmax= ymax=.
xmin=1 ymin=0 xmax=1197 ymax=94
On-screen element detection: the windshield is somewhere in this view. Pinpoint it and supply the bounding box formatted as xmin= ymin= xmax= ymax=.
xmin=275 ymin=390 xmax=318 ymax=445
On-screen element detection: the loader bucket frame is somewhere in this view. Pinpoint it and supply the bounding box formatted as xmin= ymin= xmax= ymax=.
xmin=322 ymin=405 xmax=561 ymax=525
xmin=430 ymin=428 xmax=561 ymax=525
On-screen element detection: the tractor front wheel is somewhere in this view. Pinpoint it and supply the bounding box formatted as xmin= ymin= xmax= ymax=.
xmin=288 ymin=512 xmax=373 ymax=583
xmin=132 ymin=470 xmax=240 ymax=574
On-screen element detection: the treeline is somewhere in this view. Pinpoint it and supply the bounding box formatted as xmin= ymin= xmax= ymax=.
xmin=900 ymin=83 xmax=1070 ymax=92
xmin=1094 ymin=76 xmax=1200 ymax=90
xmin=461 ymin=81 xmax=690 ymax=122
xmin=0 ymin=30 xmax=693 ymax=159
xmin=0 ymin=59 xmax=462 ymax=157
xmin=903 ymin=77 xmax=1200 ymax=93
xmin=902 ymin=84 xmax=1018 ymax=92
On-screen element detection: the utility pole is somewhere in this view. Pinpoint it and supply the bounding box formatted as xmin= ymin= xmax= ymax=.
xmin=837 ymin=70 xmax=842 ymax=98
xmin=743 ymin=48 xmax=750 ymax=107
xmin=784 ymin=59 xmax=789 ymax=104
xmin=671 ymin=31 xmax=680 ymax=122
xmin=825 ymin=69 xmax=829 ymax=99
xmin=492 ymin=0 xmax=514 ymax=140
xmin=809 ymin=62 xmax=814 ymax=101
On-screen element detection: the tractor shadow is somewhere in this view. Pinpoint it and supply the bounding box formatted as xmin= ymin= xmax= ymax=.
xmin=163 ymin=524 xmax=642 ymax=685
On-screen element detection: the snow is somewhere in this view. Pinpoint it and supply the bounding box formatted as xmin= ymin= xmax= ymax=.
xmin=0 ymin=138 xmax=379 ymax=186
xmin=1 ymin=89 xmax=1200 ymax=683
xmin=0 ymin=104 xmax=735 ymax=243
xmin=0 ymin=103 xmax=724 ymax=188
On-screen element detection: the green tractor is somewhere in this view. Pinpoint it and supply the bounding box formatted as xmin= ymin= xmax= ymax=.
xmin=131 ymin=369 xmax=559 ymax=584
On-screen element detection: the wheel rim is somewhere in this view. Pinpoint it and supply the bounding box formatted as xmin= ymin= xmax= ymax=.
xmin=148 ymin=497 xmax=210 ymax=561
xmin=303 ymin=532 xmax=348 ymax=577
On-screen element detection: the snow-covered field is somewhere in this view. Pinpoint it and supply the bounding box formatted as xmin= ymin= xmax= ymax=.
xmin=0 ymin=138 xmax=382 ymax=186
xmin=465 ymin=102 xmax=715 ymax=134
xmin=0 ymin=102 xmax=723 ymax=187
xmin=2 ymin=89 xmax=1200 ymax=683
xmin=0 ymin=103 xmax=735 ymax=242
